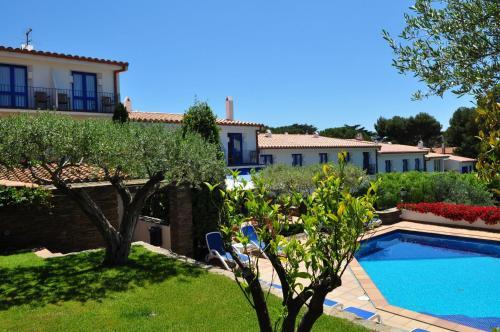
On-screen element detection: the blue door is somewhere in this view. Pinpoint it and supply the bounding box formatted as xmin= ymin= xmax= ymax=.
xmin=72 ymin=72 xmax=97 ymax=111
xmin=227 ymin=133 xmax=243 ymax=165
xmin=0 ymin=64 xmax=27 ymax=108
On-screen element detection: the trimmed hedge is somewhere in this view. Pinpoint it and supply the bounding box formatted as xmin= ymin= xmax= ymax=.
xmin=376 ymin=172 xmax=494 ymax=210
xmin=398 ymin=202 xmax=500 ymax=225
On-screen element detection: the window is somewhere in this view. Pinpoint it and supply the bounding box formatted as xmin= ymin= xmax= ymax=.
xmin=402 ymin=159 xmax=409 ymax=172
xmin=434 ymin=159 xmax=442 ymax=172
xmin=319 ymin=153 xmax=328 ymax=164
xmin=0 ymin=64 xmax=27 ymax=108
xmin=414 ymin=158 xmax=421 ymax=171
xmin=345 ymin=152 xmax=351 ymax=162
xmin=72 ymin=72 xmax=97 ymax=111
xmin=385 ymin=160 xmax=392 ymax=173
xmin=461 ymin=166 xmax=468 ymax=174
xmin=261 ymin=154 xmax=273 ymax=165
xmin=227 ymin=133 xmax=243 ymax=165
xmin=292 ymin=154 xmax=303 ymax=166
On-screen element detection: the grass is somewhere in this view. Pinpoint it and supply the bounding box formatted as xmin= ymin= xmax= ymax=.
xmin=0 ymin=246 xmax=369 ymax=332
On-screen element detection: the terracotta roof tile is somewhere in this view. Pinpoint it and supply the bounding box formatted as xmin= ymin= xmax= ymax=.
xmin=425 ymin=152 xmax=450 ymax=159
xmin=0 ymin=46 xmax=128 ymax=68
xmin=447 ymin=155 xmax=476 ymax=162
xmin=129 ymin=111 xmax=263 ymax=127
xmin=258 ymin=134 xmax=379 ymax=149
xmin=0 ymin=164 xmax=105 ymax=186
xmin=378 ymin=143 xmax=429 ymax=154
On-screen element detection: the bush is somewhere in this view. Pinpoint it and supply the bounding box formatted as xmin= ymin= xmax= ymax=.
xmin=398 ymin=202 xmax=500 ymax=225
xmin=0 ymin=186 xmax=51 ymax=209
xmin=256 ymin=163 xmax=370 ymax=198
xmin=376 ymin=172 xmax=494 ymax=210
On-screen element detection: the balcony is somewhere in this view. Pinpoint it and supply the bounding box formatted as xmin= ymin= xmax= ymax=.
xmin=0 ymin=85 xmax=118 ymax=114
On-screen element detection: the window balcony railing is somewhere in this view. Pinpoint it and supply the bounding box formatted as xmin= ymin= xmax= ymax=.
xmin=0 ymin=85 xmax=118 ymax=113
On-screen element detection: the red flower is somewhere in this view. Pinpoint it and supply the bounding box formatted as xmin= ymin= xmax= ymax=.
xmin=397 ymin=202 xmax=500 ymax=225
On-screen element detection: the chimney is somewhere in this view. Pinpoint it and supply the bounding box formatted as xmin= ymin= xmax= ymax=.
xmin=417 ymin=140 xmax=424 ymax=149
xmin=265 ymin=129 xmax=272 ymax=138
xmin=355 ymin=133 xmax=363 ymax=141
xmin=124 ymin=96 xmax=132 ymax=112
xmin=225 ymin=96 xmax=234 ymax=121
xmin=313 ymin=131 xmax=319 ymax=138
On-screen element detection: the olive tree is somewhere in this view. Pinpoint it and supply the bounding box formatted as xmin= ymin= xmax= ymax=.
xmin=0 ymin=113 xmax=225 ymax=265
xmin=210 ymin=153 xmax=377 ymax=332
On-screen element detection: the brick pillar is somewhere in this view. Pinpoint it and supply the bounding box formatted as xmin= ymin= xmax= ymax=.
xmin=168 ymin=185 xmax=193 ymax=257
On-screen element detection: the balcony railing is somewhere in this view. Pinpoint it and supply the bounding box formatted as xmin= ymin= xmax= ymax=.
xmin=0 ymin=85 xmax=118 ymax=113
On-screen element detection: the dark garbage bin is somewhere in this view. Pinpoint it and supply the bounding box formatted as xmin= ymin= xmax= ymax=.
xmin=149 ymin=225 xmax=162 ymax=246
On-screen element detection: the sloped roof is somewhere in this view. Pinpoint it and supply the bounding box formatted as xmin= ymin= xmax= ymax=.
xmin=378 ymin=143 xmax=430 ymax=154
xmin=0 ymin=164 xmax=105 ymax=186
xmin=447 ymin=155 xmax=476 ymax=162
xmin=128 ymin=111 xmax=263 ymax=127
xmin=0 ymin=46 xmax=128 ymax=68
xmin=258 ymin=134 xmax=379 ymax=149
xmin=425 ymin=152 xmax=450 ymax=160
xmin=430 ymin=147 xmax=456 ymax=154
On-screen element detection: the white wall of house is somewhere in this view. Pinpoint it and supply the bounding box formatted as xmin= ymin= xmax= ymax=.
xmin=425 ymin=158 xmax=446 ymax=172
xmin=377 ymin=153 xmax=426 ymax=173
xmin=444 ymin=159 xmax=475 ymax=173
xmin=220 ymin=125 xmax=259 ymax=165
xmin=0 ymin=51 xmax=121 ymax=95
xmin=259 ymin=147 xmax=378 ymax=170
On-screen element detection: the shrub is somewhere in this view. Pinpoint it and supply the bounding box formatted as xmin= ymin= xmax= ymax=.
xmin=182 ymin=101 xmax=220 ymax=146
xmin=376 ymin=172 xmax=494 ymax=210
xmin=256 ymin=163 xmax=370 ymax=198
xmin=0 ymin=186 xmax=51 ymax=209
xmin=112 ymin=102 xmax=129 ymax=123
xmin=398 ymin=202 xmax=500 ymax=225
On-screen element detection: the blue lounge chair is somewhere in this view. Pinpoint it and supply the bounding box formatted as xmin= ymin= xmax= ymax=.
xmin=241 ymin=224 xmax=269 ymax=258
xmin=343 ymin=306 xmax=381 ymax=323
xmin=205 ymin=232 xmax=250 ymax=270
xmin=411 ymin=329 xmax=429 ymax=332
xmin=324 ymin=298 xmax=344 ymax=310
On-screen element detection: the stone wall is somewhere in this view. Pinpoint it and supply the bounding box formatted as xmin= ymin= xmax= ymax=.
xmin=0 ymin=183 xmax=119 ymax=253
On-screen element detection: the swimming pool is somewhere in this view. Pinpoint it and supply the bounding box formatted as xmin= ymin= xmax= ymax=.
xmin=355 ymin=231 xmax=500 ymax=331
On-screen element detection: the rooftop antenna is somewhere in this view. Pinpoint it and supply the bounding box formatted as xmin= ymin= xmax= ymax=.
xmin=21 ymin=28 xmax=34 ymax=50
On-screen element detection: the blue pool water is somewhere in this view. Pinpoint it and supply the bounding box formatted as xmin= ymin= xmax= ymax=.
xmin=355 ymin=231 xmax=500 ymax=331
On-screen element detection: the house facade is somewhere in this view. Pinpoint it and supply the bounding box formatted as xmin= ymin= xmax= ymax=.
xmin=0 ymin=46 xmax=127 ymax=117
xmin=444 ymin=155 xmax=475 ymax=173
xmin=377 ymin=143 xmax=429 ymax=173
xmin=257 ymin=133 xmax=379 ymax=174
xmin=128 ymin=97 xmax=263 ymax=169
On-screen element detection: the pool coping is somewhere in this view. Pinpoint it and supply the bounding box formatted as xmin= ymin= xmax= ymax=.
xmin=351 ymin=222 xmax=499 ymax=332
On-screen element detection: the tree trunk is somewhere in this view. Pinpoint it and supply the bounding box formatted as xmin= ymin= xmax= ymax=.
xmin=297 ymin=278 xmax=341 ymax=332
xmin=247 ymin=275 xmax=273 ymax=332
xmin=281 ymin=301 xmax=302 ymax=332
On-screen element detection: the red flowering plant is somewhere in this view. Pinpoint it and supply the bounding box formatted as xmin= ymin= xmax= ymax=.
xmin=398 ymin=202 xmax=500 ymax=225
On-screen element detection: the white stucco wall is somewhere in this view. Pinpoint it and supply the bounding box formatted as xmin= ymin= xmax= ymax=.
xmin=425 ymin=158 xmax=445 ymax=172
xmin=258 ymin=147 xmax=378 ymax=171
xmin=444 ymin=159 xmax=475 ymax=173
xmin=0 ymin=51 xmax=121 ymax=95
xmin=377 ymin=153 xmax=426 ymax=173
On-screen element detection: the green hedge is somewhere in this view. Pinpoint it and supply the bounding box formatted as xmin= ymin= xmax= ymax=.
xmin=375 ymin=172 xmax=494 ymax=210
xmin=0 ymin=186 xmax=51 ymax=209
xmin=256 ymin=163 xmax=370 ymax=198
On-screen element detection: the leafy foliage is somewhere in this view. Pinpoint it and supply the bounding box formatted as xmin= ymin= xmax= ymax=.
xmin=264 ymin=123 xmax=318 ymax=135
xmin=182 ymin=101 xmax=221 ymax=146
xmin=256 ymin=162 xmax=370 ymax=198
xmin=376 ymin=171 xmax=494 ymax=210
xmin=475 ymin=88 xmax=500 ymax=197
xmin=320 ymin=124 xmax=375 ymax=140
xmin=0 ymin=186 xmax=51 ymax=209
xmin=112 ymin=102 xmax=129 ymax=123
xmin=212 ymin=153 xmax=378 ymax=331
xmin=383 ymin=0 xmax=499 ymax=99
xmin=375 ymin=112 xmax=442 ymax=146
xmin=445 ymin=107 xmax=481 ymax=158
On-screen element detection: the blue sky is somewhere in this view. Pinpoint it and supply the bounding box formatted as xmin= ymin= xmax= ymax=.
xmin=1 ymin=1 xmax=473 ymax=130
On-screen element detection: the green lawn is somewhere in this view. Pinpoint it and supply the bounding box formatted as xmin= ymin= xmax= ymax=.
xmin=0 ymin=246 xmax=368 ymax=332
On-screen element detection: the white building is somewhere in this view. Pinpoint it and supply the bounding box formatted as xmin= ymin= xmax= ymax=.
xmin=444 ymin=155 xmax=475 ymax=173
xmin=257 ymin=133 xmax=379 ymax=174
xmin=377 ymin=143 xmax=429 ymax=173
xmin=128 ymin=97 xmax=263 ymax=169
xmin=0 ymin=45 xmax=128 ymax=117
